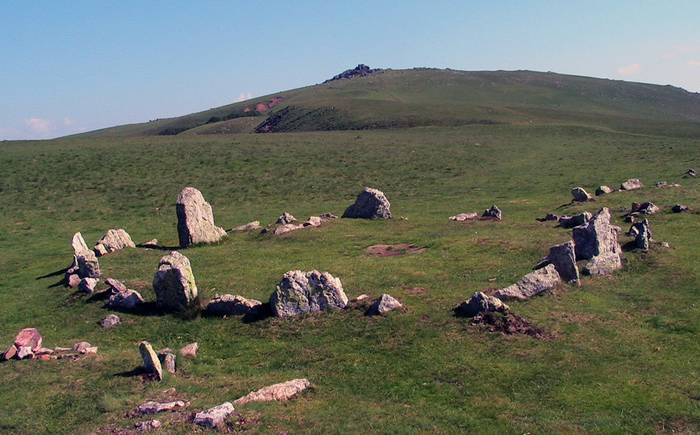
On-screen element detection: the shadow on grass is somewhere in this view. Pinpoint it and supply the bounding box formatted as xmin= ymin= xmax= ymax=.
xmin=135 ymin=243 xmax=181 ymax=251
xmin=36 ymin=265 xmax=69 ymax=280
xmin=113 ymin=366 xmax=148 ymax=378
xmin=241 ymin=303 xmax=273 ymax=324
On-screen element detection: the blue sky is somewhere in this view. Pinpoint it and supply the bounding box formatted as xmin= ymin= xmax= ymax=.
xmin=2 ymin=0 xmax=699 ymax=140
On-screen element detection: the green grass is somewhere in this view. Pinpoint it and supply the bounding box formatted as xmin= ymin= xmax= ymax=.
xmin=1 ymin=124 xmax=699 ymax=433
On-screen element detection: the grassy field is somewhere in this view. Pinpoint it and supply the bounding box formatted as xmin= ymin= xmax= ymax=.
xmin=1 ymin=124 xmax=699 ymax=433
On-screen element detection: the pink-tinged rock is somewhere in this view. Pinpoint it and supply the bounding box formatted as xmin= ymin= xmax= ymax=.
xmin=2 ymin=345 xmax=18 ymax=361
xmin=137 ymin=400 xmax=189 ymax=414
xmin=134 ymin=419 xmax=161 ymax=431
xmin=105 ymin=278 xmax=127 ymax=294
xmin=73 ymin=341 xmax=98 ymax=354
xmin=14 ymin=328 xmax=42 ymax=351
xmin=179 ymin=342 xmax=198 ymax=359
xmin=449 ymin=212 xmax=478 ymax=222
xmin=67 ymin=274 xmax=81 ymax=288
xmin=78 ymin=277 xmax=99 ymax=294
xmin=193 ymin=402 xmax=235 ymax=428
xmin=233 ymin=379 xmax=312 ymax=405
xmin=16 ymin=346 xmax=34 ymax=360
xmin=303 ymin=216 xmax=322 ymax=227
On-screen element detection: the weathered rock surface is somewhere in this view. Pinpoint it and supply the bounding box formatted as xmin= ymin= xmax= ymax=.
xmin=139 ymin=341 xmax=163 ymax=381
xmin=454 ymin=292 xmax=509 ymax=317
xmin=3 ymin=328 xmax=43 ymax=360
xmin=631 ymin=202 xmax=659 ymax=215
xmin=558 ymin=212 xmax=591 ymax=228
xmin=176 ymin=187 xmax=226 ymax=247
xmin=105 ymin=278 xmax=128 ymax=294
xmin=482 ymin=205 xmax=502 ymax=220
xmin=571 ymin=187 xmax=592 ymax=202
xmin=138 ymin=400 xmax=189 ymax=414
xmin=631 ymin=219 xmax=652 ymax=251
xmin=541 ymin=240 xmax=580 ymax=284
xmin=100 ymin=314 xmax=121 ymax=329
xmin=494 ymin=264 xmax=561 ymax=301
xmin=153 ymin=251 xmax=197 ymax=311
xmin=73 ymin=341 xmax=98 ymax=354
xmin=72 ymin=232 xmax=101 ymax=278
xmin=232 ymin=221 xmax=261 ymax=232
xmin=94 ymin=228 xmax=135 ymax=256
xmin=620 ymin=178 xmax=643 ymax=191
xmin=303 ymin=216 xmax=322 ymax=227
xmin=134 ymin=420 xmax=162 ymax=431
xmin=67 ymin=274 xmax=81 ymax=288
xmin=141 ymin=239 xmax=160 ymax=249
xmin=449 ymin=212 xmax=478 ymax=222
xmin=107 ymin=289 xmax=145 ymax=310
xmin=572 ymin=207 xmax=623 ymax=275
xmin=342 ymin=187 xmax=392 ymax=219
xmin=270 ymin=270 xmax=348 ymax=317
xmin=366 ymin=294 xmax=403 ymax=315
xmin=233 ymin=379 xmax=312 ymax=405
xmin=78 ymin=277 xmax=99 ymax=294
xmin=672 ymin=204 xmax=689 ymax=213
xmin=595 ymin=185 xmax=614 ymax=196
xmin=276 ymin=212 xmax=297 ymax=225
xmin=204 ymin=294 xmax=262 ymax=316
xmin=193 ymin=402 xmax=235 ymax=428
xmin=157 ymin=349 xmax=177 ymax=374
xmin=179 ymin=342 xmax=198 ymax=359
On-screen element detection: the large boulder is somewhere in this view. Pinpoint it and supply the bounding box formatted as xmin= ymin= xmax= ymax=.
xmin=176 ymin=187 xmax=226 ymax=247
xmin=204 ymin=294 xmax=262 ymax=316
xmin=454 ymin=292 xmax=509 ymax=317
xmin=233 ymin=379 xmax=312 ymax=405
xmin=270 ymin=270 xmax=348 ymax=317
xmin=94 ymin=228 xmax=135 ymax=256
xmin=494 ymin=264 xmax=561 ymax=301
xmin=539 ymin=240 xmax=580 ymax=284
xmin=342 ymin=187 xmax=392 ymax=219
xmin=571 ymin=187 xmax=592 ymax=202
xmin=572 ymin=207 xmax=623 ymax=275
xmin=71 ymin=232 xmax=101 ymax=278
xmin=153 ymin=251 xmax=198 ymax=311
xmin=138 ymin=341 xmax=163 ymax=381
xmin=620 ymin=178 xmax=643 ymax=191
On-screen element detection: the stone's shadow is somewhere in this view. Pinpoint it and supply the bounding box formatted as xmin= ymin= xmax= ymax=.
xmin=103 ymin=301 xmax=165 ymax=318
xmin=48 ymin=279 xmax=67 ymax=289
xmin=36 ymin=266 xmax=69 ymax=280
xmin=241 ymin=303 xmax=273 ymax=324
xmin=135 ymin=243 xmax=180 ymax=251
xmin=86 ymin=290 xmax=112 ymax=303
xmin=113 ymin=366 xmax=148 ymax=378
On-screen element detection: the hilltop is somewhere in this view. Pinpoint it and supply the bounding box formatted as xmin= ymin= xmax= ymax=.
xmin=74 ymin=66 xmax=700 ymax=138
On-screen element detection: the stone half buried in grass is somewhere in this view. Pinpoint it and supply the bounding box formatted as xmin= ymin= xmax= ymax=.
xmin=493 ymin=264 xmax=561 ymax=301
xmin=620 ymin=178 xmax=643 ymax=191
xmin=71 ymin=232 xmax=101 ymax=278
xmin=204 ymin=294 xmax=262 ymax=317
xmin=471 ymin=311 xmax=548 ymax=339
xmin=152 ymin=251 xmax=198 ymax=311
xmin=454 ymin=291 xmax=509 ymax=318
xmin=93 ymin=228 xmax=135 ymax=256
xmin=270 ymin=270 xmax=348 ymax=318
xmin=193 ymin=402 xmax=235 ymax=429
xmin=342 ymin=187 xmax=392 ymax=219
xmin=233 ymin=378 xmax=312 ymax=405
xmin=366 ymin=294 xmax=403 ymax=316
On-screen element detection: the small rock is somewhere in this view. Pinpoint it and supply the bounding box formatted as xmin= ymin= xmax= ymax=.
xmin=67 ymin=274 xmax=81 ymax=288
xmin=233 ymin=379 xmax=312 ymax=405
xmin=141 ymin=239 xmax=160 ymax=249
xmin=449 ymin=212 xmax=478 ymax=222
xmin=139 ymin=341 xmax=163 ymax=381
xmin=107 ymin=289 xmax=145 ymax=310
xmin=482 ymin=205 xmax=502 ymax=220
xmin=179 ymin=342 xmax=198 ymax=359
xmin=176 ymin=186 xmax=227 ymax=247
xmin=100 ymin=314 xmax=121 ymax=329
xmin=193 ymin=402 xmax=235 ymax=428
xmin=494 ymin=264 xmax=561 ymax=301
xmin=93 ymin=228 xmax=135 ymax=256
xmin=366 ymin=294 xmax=403 ymax=316
xmin=342 ymin=187 xmax=392 ymax=219
xmin=270 ymin=270 xmax=348 ymax=317
xmin=276 ymin=212 xmax=297 ymax=225
xmin=134 ymin=420 xmax=161 ymax=432
xmin=204 ymin=294 xmax=262 ymax=316
xmin=153 ymin=251 xmax=198 ymax=311
xmin=620 ymin=178 xmax=643 ymax=191
xmin=232 ymin=221 xmax=261 ymax=232
xmin=14 ymin=328 xmax=43 ymax=351
xmin=661 ymin=241 xmax=670 ymax=248
xmin=454 ymin=292 xmax=509 ymax=317
xmin=558 ymin=212 xmax=591 ymax=228
xmin=571 ymin=187 xmax=592 ymax=202
xmin=158 ymin=350 xmax=176 ymax=374
xmin=78 ymin=277 xmax=99 ymax=294
xmin=595 ymin=185 xmax=614 ymax=196
xmin=672 ymin=204 xmax=689 ymax=213
xmin=137 ymin=400 xmax=188 ymax=414
xmin=73 ymin=341 xmax=97 ymax=354
xmin=631 ymin=219 xmax=652 ymax=251
xmin=303 ymin=216 xmax=322 ymax=227
xmin=686 ymin=168 xmax=696 ymax=177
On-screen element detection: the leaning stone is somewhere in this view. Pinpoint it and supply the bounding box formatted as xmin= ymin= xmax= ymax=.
xmin=454 ymin=292 xmax=509 ymax=317
xmin=139 ymin=341 xmax=163 ymax=381
xmin=141 ymin=239 xmax=160 ymax=249
xmin=366 ymin=294 xmax=403 ymax=316
xmin=595 ymin=185 xmax=614 ymax=196
xmin=270 ymin=270 xmax=348 ymax=317
xmin=571 ymin=187 xmax=592 ymax=202
xmin=72 ymin=232 xmax=101 ymax=278
xmin=137 ymin=400 xmax=188 ymax=414
xmin=276 ymin=212 xmax=297 ymax=225
xmin=482 ymin=205 xmax=502 ymax=220
xmin=93 ymin=228 xmax=135 ymax=256
xmin=78 ymin=277 xmax=99 ymax=294
xmin=232 ymin=221 xmax=261 ymax=232
xmin=536 ymin=213 xmax=558 ymax=222
xmin=176 ymin=187 xmax=226 ymax=247
xmin=193 ymin=402 xmax=235 ymax=428
xmin=572 ymin=207 xmax=623 ymax=275
xmin=204 ymin=294 xmax=262 ymax=316
xmin=153 ymin=251 xmax=198 ymax=311
xmin=157 ymin=350 xmax=176 ymax=374
xmin=450 ymin=212 xmax=478 ymax=222
xmin=233 ymin=379 xmax=312 ymax=405
xmin=107 ymin=289 xmax=145 ymax=310
xmin=179 ymin=342 xmax=198 ymax=359
xmin=67 ymin=274 xmax=81 ymax=288
xmin=494 ymin=264 xmax=561 ymax=301
xmin=342 ymin=187 xmax=392 ymax=219
xmin=541 ymin=240 xmax=580 ymax=284
xmin=672 ymin=204 xmax=689 ymax=213
xmin=558 ymin=212 xmax=591 ymax=228
xmin=14 ymin=328 xmax=42 ymax=351
xmin=100 ymin=314 xmax=121 ymax=329
xmin=620 ymin=178 xmax=643 ymax=191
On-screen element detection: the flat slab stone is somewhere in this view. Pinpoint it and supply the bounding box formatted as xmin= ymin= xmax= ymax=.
xmin=233 ymin=379 xmax=312 ymax=405
xmin=193 ymin=402 xmax=235 ymax=428
xmin=494 ymin=264 xmax=561 ymax=301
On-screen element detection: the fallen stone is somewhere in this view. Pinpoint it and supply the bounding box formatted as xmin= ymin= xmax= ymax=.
xmin=276 ymin=212 xmax=297 ymax=225
xmin=271 ymin=223 xmax=304 ymax=235
xmin=233 ymin=379 xmax=312 ymax=405
xmin=139 ymin=341 xmax=163 ymax=381
xmin=672 ymin=204 xmax=689 ymax=213
xmin=100 ymin=314 xmax=121 ymax=329
xmin=134 ymin=420 xmax=161 ymax=432
xmin=176 ymin=187 xmax=226 ymax=247
xmin=67 ymin=274 xmax=81 ymax=288
xmin=595 ymin=185 xmax=614 ymax=196
xmin=366 ymin=243 xmax=425 ymax=257
xmin=232 ymin=221 xmax=261 ymax=232
xmin=536 ymin=213 xmax=559 ymax=222
xmin=342 ymin=187 xmax=392 ymax=219
xmin=141 ymin=239 xmax=160 ymax=249
xmin=158 ymin=350 xmax=176 ymax=374
xmin=72 ymin=232 xmax=101 ymax=278
xmin=204 ymin=294 xmax=262 ymax=316
xmin=153 ymin=251 xmax=198 ymax=311
xmin=107 ymin=289 xmax=145 ymax=310
xmin=193 ymin=402 xmax=235 ymax=428
xmin=93 ymin=228 xmax=135 ymax=256
xmin=105 ymin=278 xmax=128 ymax=294
xmin=137 ymin=400 xmax=188 ymax=414
xmin=366 ymin=294 xmax=403 ymax=315
xmin=620 ymin=178 xmax=643 ymax=191
xmin=16 ymin=346 xmax=34 ymax=360
xmin=270 ymin=270 xmax=348 ymax=317
xmin=78 ymin=277 xmax=99 ymax=294
xmin=482 ymin=205 xmax=502 ymax=220
xmin=303 ymin=216 xmax=322 ymax=227
xmin=73 ymin=341 xmax=98 ymax=354
xmin=494 ymin=264 xmax=561 ymax=301
xmin=573 ymin=207 xmax=623 ymax=275
xmin=179 ymin=342 xmax=198 ymax=359
xmin=449 ymin=212 xmax=478 ymax=222
xmin=631 ymin=202 xmax=659 ymax=215
xmin=454 ymin=292 xmax=509 ymax=317
xmin=558 ymin=212 xmax=591 ymax=228
xmin=571 ymin=187 xmax=592 ymax=202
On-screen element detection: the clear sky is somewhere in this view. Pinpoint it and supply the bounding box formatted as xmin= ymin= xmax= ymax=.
xmin=2 ymin=0 xmax=700 ymax=140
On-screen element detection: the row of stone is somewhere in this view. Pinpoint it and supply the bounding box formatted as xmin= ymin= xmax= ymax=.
xmin=1 ymin=328 xmax=97 ymax=362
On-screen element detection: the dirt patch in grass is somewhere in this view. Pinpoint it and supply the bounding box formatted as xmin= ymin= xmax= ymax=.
xmin=404 ymin=286 xmax=427 ymax=295
xmin=366 ymin=244 xmax=426 ymax=257
xmin=471 ymin=312 xmax=550 ymax=339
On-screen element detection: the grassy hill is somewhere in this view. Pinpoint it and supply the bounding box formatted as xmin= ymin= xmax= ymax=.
xmin=75 ymin=68 xmax=700 ymax=138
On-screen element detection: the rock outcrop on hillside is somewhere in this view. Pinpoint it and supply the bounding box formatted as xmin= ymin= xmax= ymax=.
xmin=324 ymin=64 xmax=381 ymax=83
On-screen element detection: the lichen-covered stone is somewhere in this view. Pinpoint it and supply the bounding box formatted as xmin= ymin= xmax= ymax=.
xmin=153 ymin=251 xmax=197 ymax=311
xmin=342 ymin=187 xmax=392 ymax=219
xmin=93 ymin=228 xmax=135 ymax=256
xmin=494 ymin=264 xmax=561 ymax=301
xmin=573 ymin=207 xmax=623 ymax=275
xmin=176 ymin=187 xmax=226 ymax=247
xmin=270 ymin=270 xmax=348 ymax=317
xmin=139 ymin=341 xmax=163 ymax=381
xmin=233 ymin=379 xmax=312 ymax=405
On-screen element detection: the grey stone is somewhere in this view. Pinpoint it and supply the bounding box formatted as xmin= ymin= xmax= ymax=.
xmin=78 ymin=277 xmax=98 ymax=294
xmin=449 ymin=212 xmax=478 ymax=222
xmin=367 ymin=294 xmax=403 ymax=316
xmin=153 ymin=251 xmax=197 ymax=311
xmin=193 ymin=402 xmax=235 ymax=428
xmin=100 ymin=314 xmax=121 ymax=329
xmin=573 ymin=207 xmax=623 ymax=275
xmin=342 ymin=187 xmax=392 ymax=219
xmin=176 ymin=187 xmax=226 ymax=247
xmin=595 ymin=185 xmax=614 ymax=196
xmin=93 ymin=228 xmax=135 ymax=256
xmin=620 ymin=178 xmax=643 ymax=191
xmin=482 ymin=205 xmax=502 ymax=220
xmin=139 ymin=341 xmax=163 ymax=381
xmin=454 ymin=292 xmax=509 ymax=317
xmin=137 ymin=400 xmax=188 ymax=414
xmin=107 ymin=289 xmax=144 ymax=310
xmin=276 ymin=212 xmax=297 ymax=225
xmin=542 ymin=240 xmax=580 ymax=284
xmin=571 ymin=187 xmax=592 ymax=202
xmin=204 ymin=294 xmax=262 ymax=316
xmin=494 ymin=264 xmax=561 ymax=301
xmin=233 ymin=379 xmax=312 ymax=405
xmin=558 ymin=212 xmax=591 ymax=228
xmin=270 ymin=270 xmax=348 ymax=317
xmin=232 ymin=221 xmax=261 ymax=231
xmin=71 ymin=232 xmax=101 ymax=278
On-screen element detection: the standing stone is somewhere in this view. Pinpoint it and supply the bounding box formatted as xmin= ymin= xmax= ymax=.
xmin=572 ymin=207 xmax=623 ymax=275
xmin=571 ymin=187 xmax=592 ymax=202
xmin=620 ymin=178 xmax=643 ymax=191
xmin=450 ymin=212 xmax=479 ymax=222
xmin=139 ymin=341 xmax=163 ymax=381
xmin=342 ymin=187 xmax=392 ymax=219
xmin=494 ymin=264 xmax=561 ymax=301
xmin=543 ymin=241 xmax=580 ymax=284
xmin=270 ymin=270 xmax=348 ymax=317
xmin=631 ymin=219 xmax=652 ymax=251
xmin=276 ymin=212 xmax=297 ymax=224
xmin=232 ymin=221 xmax=261 ymax=232
xmin=153 ymin=251 xmax=197 ymax=311
xmin=157 ymin=349 xmax=177 ymax=374
xmin=366 ymin=294 xmax=403 ymax=315
xmin=176 ymin=187 xmax=226 ymax=247
xmin=595 ymin=185 xmax=614 ymax=196
xmin=454 ymin=292 xmax=509 ymax=317
xmin=482 ymin=205 xmax=502 ymax=220
xmin=94 ymin=228 xmax=135 ymax=256
xmin=72 ymin=232 xmax=101 ymax=278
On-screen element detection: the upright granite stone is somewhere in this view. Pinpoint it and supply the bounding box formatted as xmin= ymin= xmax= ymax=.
xmin=71 ymin=232 xmax=101 ymax=278
xmin=153 ymin=251 xmax=198 ymax=311
xmin=176 ymin=187 xmax=226 ymax=247
xmin=631 ymin=219 xmax=652 ymax=251
xmin=572 ymin=207 xmax=623 ymax=275
xmin=94 ymin=228 xmax=135 ymax=256
xmin=138 ymin=341 xmax=163 ymax=381
xmin=494 ymin=264 xmax=561 ymax=301
xmin=542 ymin=240 xmax=580 ymax=284
xmin=270 ymin=270 xmax=348 ymax=317
xmin=342 ymin=187 xmax=392 ymax=219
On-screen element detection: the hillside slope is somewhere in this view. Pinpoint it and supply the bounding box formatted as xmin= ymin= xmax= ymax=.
xmin=76 ymin=68 xmax=700 ymax=138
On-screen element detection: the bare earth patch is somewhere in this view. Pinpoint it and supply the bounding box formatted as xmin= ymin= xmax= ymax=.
xmin=471 ymin=312 xmax=550 ymax=339
xmin=404 ymin=287 xmax=427 ymax=295
xmin=366 ymin=244 xmax=426 ymax=257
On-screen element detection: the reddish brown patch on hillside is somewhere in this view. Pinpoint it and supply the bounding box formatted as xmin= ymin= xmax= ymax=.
xmin=244 ymin=96 xmax=284 ymax=113
xmin=366 ymin=244 xmax=426 ymax=257
xmin=404 ymin=287 xmax=428 ymax=295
